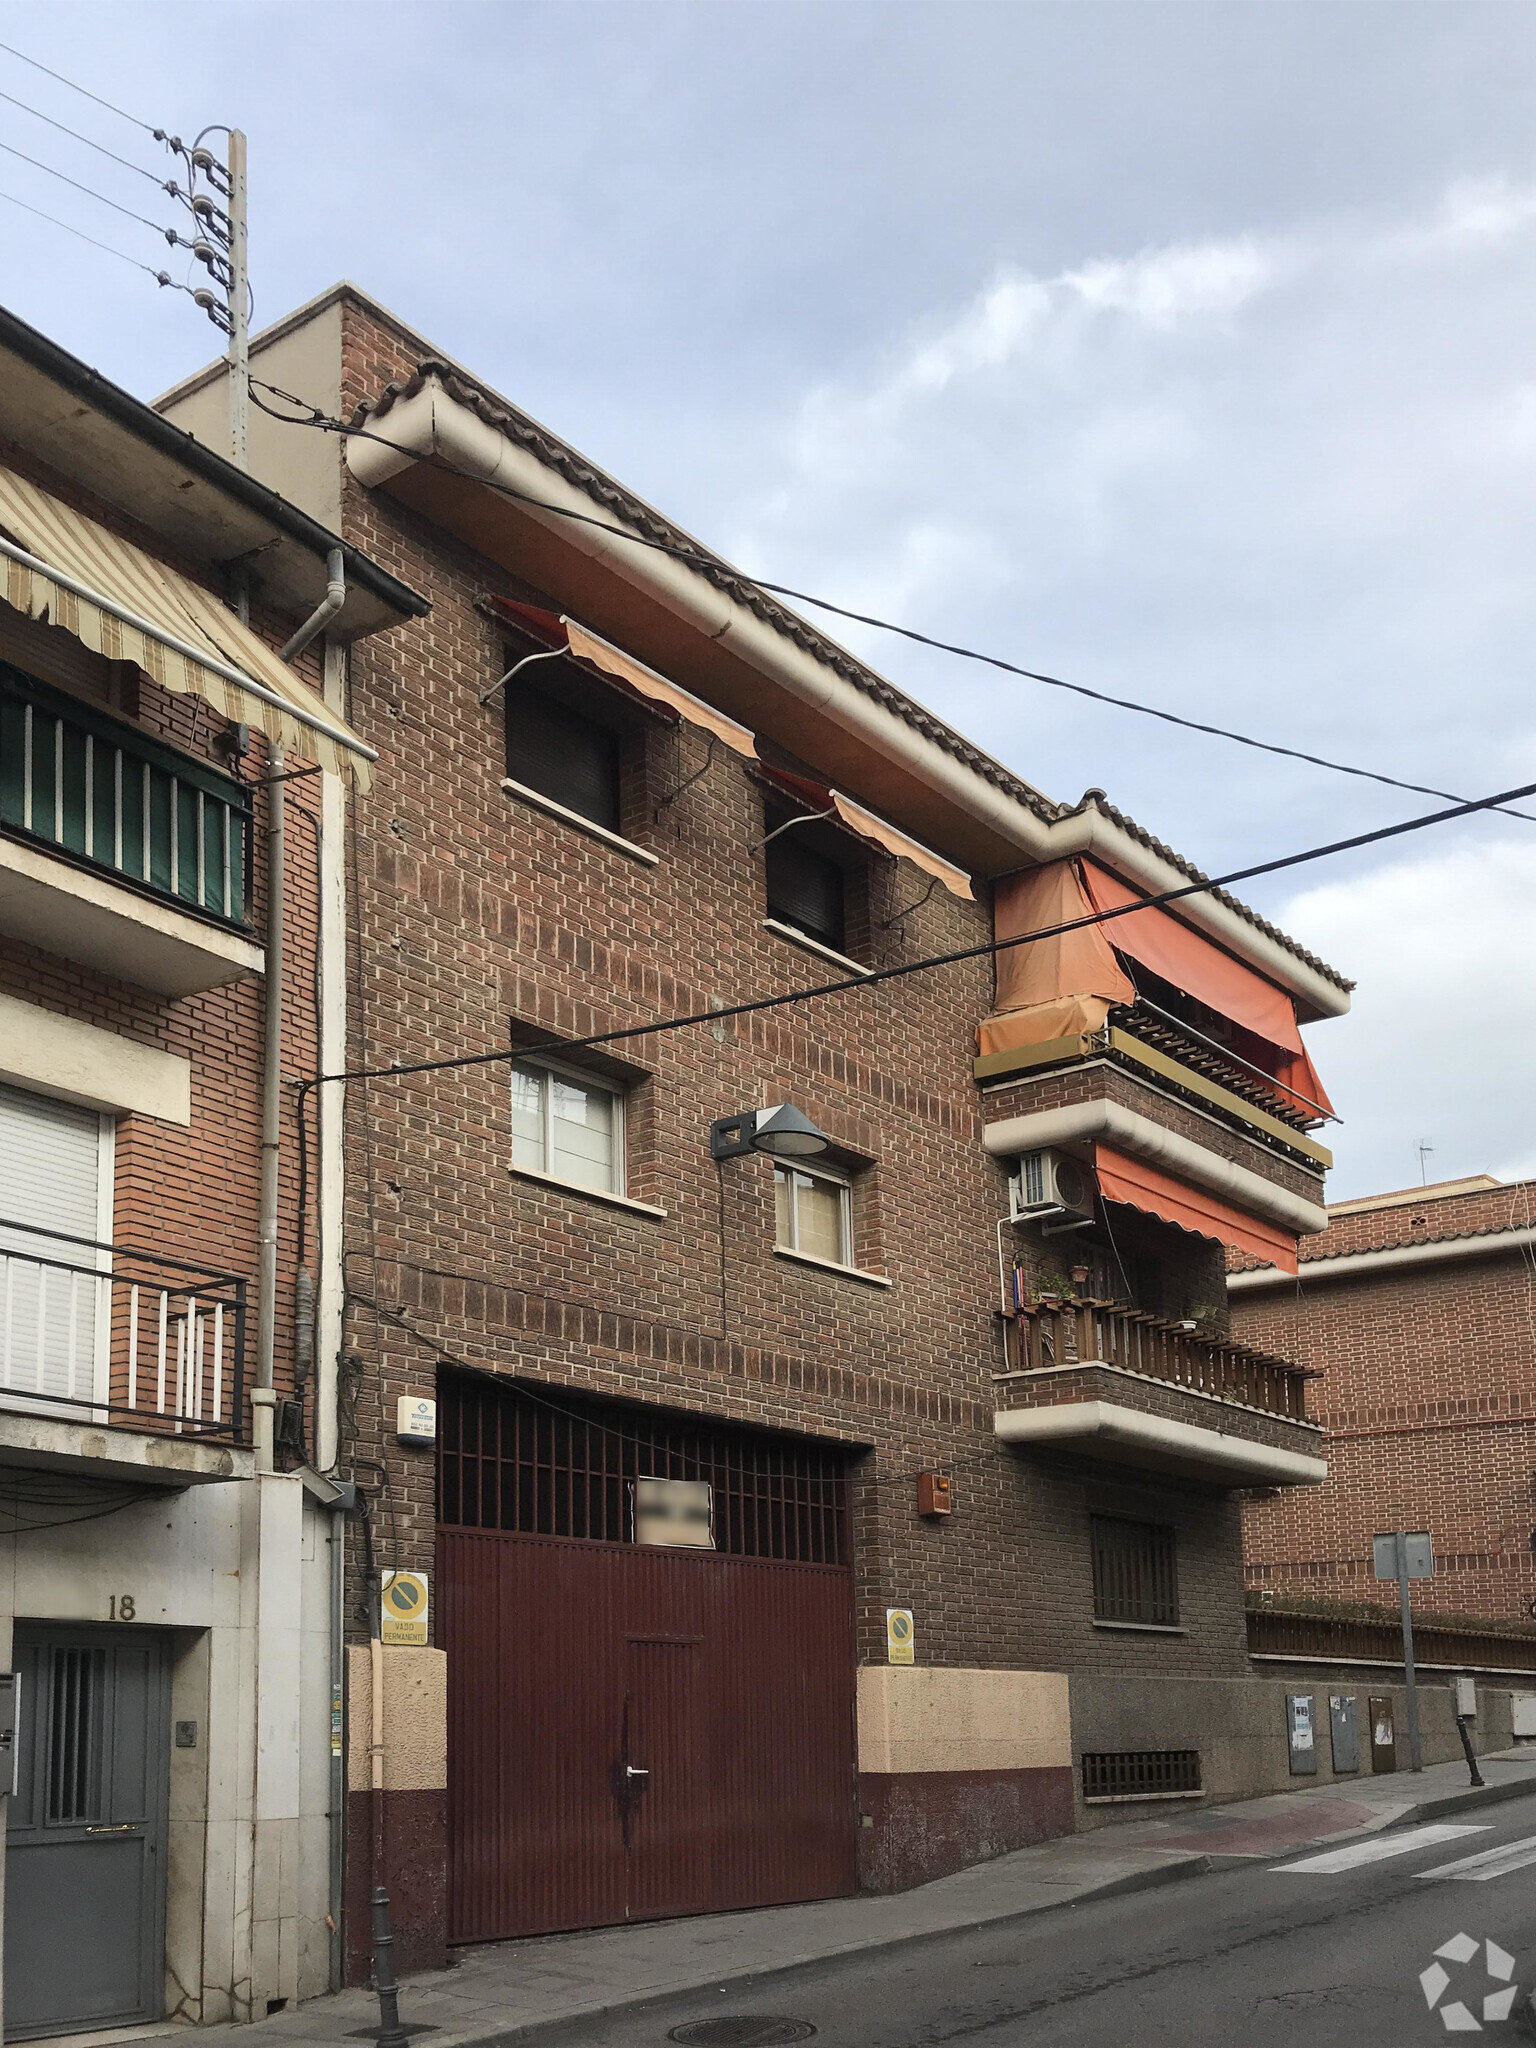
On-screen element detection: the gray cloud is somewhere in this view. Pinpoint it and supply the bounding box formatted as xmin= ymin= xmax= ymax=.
xmin=2 ymin=1 xmax=1532 ymax=1196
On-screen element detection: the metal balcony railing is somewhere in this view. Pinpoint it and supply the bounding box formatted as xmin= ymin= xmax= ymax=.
xmin=0 ymin=1216 xmax=247 ymax=1443
xmin=0 ymin=661 xmax=252 ymax=926
xmin=1006 ymin=1296 xmax=1314 ymax=1421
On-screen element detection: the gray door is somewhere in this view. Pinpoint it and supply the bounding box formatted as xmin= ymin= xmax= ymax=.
xmin=1329 ymin=1694 xmax=1360 ymax=1772
xmin=4 ymin=1623 xmax=170 ymax=2038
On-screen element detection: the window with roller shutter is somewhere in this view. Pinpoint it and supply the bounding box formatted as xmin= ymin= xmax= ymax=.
xmin=0 ymin=1082 xmax=112 ymax=1412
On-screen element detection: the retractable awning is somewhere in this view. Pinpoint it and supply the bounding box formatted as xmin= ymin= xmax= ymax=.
xmin=0 ymin=463 xmax=377 ymax=791
xmin=484 ymin=595 xmax=973 ymax=899
xmin=1095 ymin=1142 xmax=1300 ymax=1274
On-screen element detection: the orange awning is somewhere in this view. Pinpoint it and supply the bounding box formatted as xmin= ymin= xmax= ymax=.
xmin=978 ymin=859 xmax=1135 ymax=1057
xmin=1079 ymin=861 xmax=1333 ymax=1119
xmin=1095 ymin=1144 xmax=1299 ymax=1275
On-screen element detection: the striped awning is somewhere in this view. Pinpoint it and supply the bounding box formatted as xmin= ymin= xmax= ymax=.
xmin=0 ymin=462 xmax=376 ymax=791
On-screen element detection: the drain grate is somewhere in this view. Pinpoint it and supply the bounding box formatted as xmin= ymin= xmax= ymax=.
xmin=668 ymin=2022 xmax=817 ymax=2046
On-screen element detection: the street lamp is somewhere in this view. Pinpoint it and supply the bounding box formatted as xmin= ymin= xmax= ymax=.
xmin=708 ymin=1103 xmax=830 ymax=1161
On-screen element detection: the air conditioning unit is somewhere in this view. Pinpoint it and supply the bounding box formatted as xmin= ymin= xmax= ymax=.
xmin=1009 ymin=1148 xmax=1095 ymax=1223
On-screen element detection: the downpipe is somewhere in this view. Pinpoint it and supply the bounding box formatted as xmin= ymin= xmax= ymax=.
xmin=253 ymin=740 xmax=285 ymax=1473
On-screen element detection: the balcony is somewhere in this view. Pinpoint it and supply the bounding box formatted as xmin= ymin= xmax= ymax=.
xmin=993 ymin=1298 xmax=1326 ymax=1488
xmin=0 ymin=662 xmax=264 ymax=995
xmin=0 ymin=1217 xmax=252 ymax=1485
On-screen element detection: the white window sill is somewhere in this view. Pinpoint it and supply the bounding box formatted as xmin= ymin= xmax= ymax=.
xmin=509 ymin=1166 xmax=667 ymax=1218
xmin=1092 ymin=1620 xmax=1187 ymax=1636
xmin=501 ymin=777 xmax=659 ymax=866
xmin=774 ymin=1245 xmax=891 ymax=1288
xmin=763 ymin=918 xmax=871 ymax=977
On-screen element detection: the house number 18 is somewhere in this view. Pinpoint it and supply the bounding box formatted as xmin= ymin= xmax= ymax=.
xmin=108 ymin=1595 xmax=136 ymax=1621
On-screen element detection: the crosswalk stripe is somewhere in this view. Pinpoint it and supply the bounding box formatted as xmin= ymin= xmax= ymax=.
xmin=1270 ymin=1824 xmax=1491 ymax=1874
xmin=1417 ymin=1833 xmax=1536 ymax=1882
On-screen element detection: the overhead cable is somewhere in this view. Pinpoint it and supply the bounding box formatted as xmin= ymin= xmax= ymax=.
xmin=0 ymin=88 xmax=175 ymax=188
xmin=0 ymin=187 xmax=190 ymax=287
xmin=248 ymin=375 xmax=1536 ymax=826
xmin=297 ymin=769 xmax=1536 ymax=1099
xmin=0 ymin=39 xmax=162 ymax=135
xmin=0 ymin=135 xmax=173 ymax=233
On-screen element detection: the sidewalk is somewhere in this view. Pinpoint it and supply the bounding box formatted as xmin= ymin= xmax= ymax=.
xmin=158 ymin=1751 xmax=1536 ymax=2048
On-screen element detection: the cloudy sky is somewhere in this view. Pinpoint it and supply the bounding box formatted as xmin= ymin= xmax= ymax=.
xmin=2 ymin=2 xmax=1533 ymax=1198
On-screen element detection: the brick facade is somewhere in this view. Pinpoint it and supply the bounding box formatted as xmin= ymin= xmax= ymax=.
xmin=1236 ymin=1177 xmax=1536 ymax=1622
xmin=306 ymin=287 xmax=1347 ymax=1952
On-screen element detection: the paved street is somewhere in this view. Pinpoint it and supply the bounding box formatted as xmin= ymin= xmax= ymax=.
xmin=548 ymin=1787 xmax=1536 ymax=2048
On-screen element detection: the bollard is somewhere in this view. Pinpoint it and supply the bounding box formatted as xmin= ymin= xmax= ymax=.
xmin=1454 ymin=1715 xmax=1486 ymax=1788
xmin=369 ymin=1884 xmax=412 ymax=2048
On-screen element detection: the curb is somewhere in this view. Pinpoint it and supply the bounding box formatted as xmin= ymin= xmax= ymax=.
xmin=415 ymin=1853 xmax=1216 ymax=2048
xmin=1388 ymin=1768 xmax=1536 ymax=1827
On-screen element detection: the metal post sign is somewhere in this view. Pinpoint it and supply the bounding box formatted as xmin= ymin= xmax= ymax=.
xmin=1374 ymin=1532 xmax=1433 ymax=1579
xmin=380 ymin=1570 xmax=429 ymax=1646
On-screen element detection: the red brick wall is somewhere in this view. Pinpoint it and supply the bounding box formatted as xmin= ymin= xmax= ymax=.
xmin=1236 ymin=1182 xmax=1536 ymax=1621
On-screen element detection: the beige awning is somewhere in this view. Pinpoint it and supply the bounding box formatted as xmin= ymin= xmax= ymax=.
xmin=0 ymin=462 xmax=376 ymax=791
xmin=564 ymin=617 xmax=759 ymax=758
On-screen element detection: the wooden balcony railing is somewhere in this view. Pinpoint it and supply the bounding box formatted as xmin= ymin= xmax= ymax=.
xmin=1006 ymin=1297 xmax=1314 ymax=1421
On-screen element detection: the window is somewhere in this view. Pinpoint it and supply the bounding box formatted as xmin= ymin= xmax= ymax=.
xmin=505 ymin=670 xmax=622 ymax=832
xmin=0 ymin=1082 xmax=112 ymax=1411
xmin=775 ymin=1161 xmax=853 ymax=1268
xmin=1090 ymin=1515 xmax=1179 ymax=1626
xmin=765 ymin=830 xmax=846 ymax=954
xmin=511 ymin=1059 xmax=625 ymax=1196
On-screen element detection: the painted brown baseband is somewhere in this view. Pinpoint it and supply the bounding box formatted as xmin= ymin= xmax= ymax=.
xmin=857 ymin=1766 xmax=1076 ymax=1892
xmin=345 ymin=1787 xmax=449 ymax=1985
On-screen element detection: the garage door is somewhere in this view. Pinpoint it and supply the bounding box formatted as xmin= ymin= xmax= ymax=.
xmin=437 ymin=1374 xmax=858 ymax=1941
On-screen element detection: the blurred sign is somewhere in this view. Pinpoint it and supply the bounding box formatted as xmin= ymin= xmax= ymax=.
xmin=886 ymin=1609 xmax=915 ymax=1665
xmin=634 ymin=1477 xmax=714 ymax=1548
xmin=1373 ymin=1533 xmax=1433 ymax=1580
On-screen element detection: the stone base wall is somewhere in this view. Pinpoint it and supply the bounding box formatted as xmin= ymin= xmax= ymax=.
xmin=1069 ymin=1670 xmax=1520 ymax=1826
xmin=857 ymin=1767 xmax=1075 ymax=1891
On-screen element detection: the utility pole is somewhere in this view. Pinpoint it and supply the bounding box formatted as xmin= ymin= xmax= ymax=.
xmin=226 ymin=129 xmax=248 ymax=472
xmin=1418 ymin=1141 xmax=1434 ymax=1186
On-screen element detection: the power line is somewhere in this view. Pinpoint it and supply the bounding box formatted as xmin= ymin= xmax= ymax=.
xmin=0 ymin=39 xmax=162 ymax=136
xmin=0 ymin=87 xmax=174 ymax=189
xmin=248 ymin=376 xmax=1536 ymax=827
xmin=297 ymin=768 xmax=1536 ymax=1102
xmin=0 ymin=187 xmax=188 ymax=287
xmin=0 ymin=136 xmax=175 ymax=236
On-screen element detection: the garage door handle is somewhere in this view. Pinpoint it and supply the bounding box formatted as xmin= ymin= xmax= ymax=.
xmin=625 ymin=1765 xmax=649 ymax=1782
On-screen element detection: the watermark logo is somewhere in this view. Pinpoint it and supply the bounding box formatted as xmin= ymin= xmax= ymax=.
xmin=1420 ymin=1933 xmax=1519 ymax=2031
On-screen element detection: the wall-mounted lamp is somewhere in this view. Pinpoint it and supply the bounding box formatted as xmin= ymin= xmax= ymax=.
xmin=709 ymin=1103 xmax=830 ymax=1161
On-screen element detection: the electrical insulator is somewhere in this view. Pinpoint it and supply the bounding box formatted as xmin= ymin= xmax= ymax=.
xmin=192 ymin=238 xmax=215 ymax=267
xmin=191 ymin=193 xmax=215 ymax=220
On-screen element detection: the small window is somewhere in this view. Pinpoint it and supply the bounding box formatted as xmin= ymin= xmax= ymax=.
xmin=766 ymin=831 xmax=846 ymax=954
xmin=505 ymin=676 xmax=622 ymax=832
xmin=774 ymin=1161 xmax=853 ymax=1267
xmin=511 ymin=1059 xmax=626 ymax=1196
xmin=1090 ymin=1515 xmax=1178 ymax=1626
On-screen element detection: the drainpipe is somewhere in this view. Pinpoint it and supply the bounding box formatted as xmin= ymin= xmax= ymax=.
xmin=281 ymin=548 xmax=347 ymax=663
xmin=253 ymin=739 xmax=285 ymax=1473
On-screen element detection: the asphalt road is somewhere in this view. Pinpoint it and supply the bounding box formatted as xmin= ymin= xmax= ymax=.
xmin=546 ymin=1788 xmax=1536 ymax=2048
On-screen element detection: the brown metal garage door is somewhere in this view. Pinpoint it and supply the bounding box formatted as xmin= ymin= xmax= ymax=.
xmin=437 ymin=1375 xmax=858 ymax=1942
